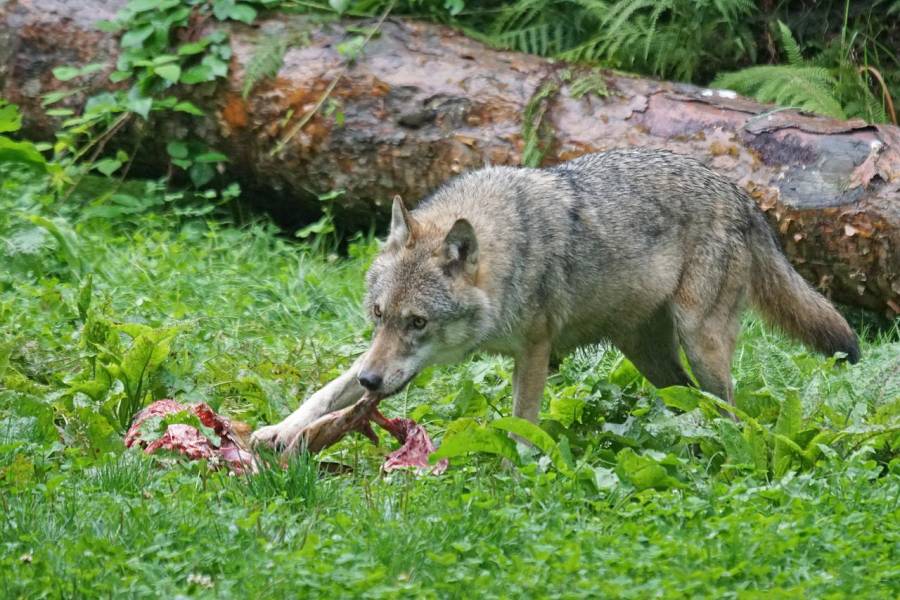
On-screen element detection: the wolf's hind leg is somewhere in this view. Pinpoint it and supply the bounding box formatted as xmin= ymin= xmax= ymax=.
xmin=676 ymin=319 xmax=738 ymax=408
xmin=672 ymin=245 xmax=750 ymax=413
xmin=615 ymin=303 xmax=692 ymax=389
xmin=674 ymin=293 xmax=743 ymax=409
xmin=512 ymin=338 xmax=552 ymax=424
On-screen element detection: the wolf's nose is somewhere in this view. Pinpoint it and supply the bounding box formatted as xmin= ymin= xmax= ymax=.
xmin=357 ymin=371 xmax=383 ymax=391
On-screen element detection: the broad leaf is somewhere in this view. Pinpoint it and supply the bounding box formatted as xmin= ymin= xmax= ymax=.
xmin=0 ymin=101 xmax=23 ymax=132
xmin=548 ymin=386 xmax=586 ymax=427
xmin=0 ymin=136 xmax=47 ymax=168
xmin=94 ymin=158 xmax=123 ymax=176
xmin=181 ymin=64 xmax=214 ymax=84
xmin=173 ymin=101 xmax=205 ymax=116
xmin=228 ymin=3 xmax=258 ymax=24
xmin=121 ymin=24 xmax=154 ymax=48
xmin=773 ymin=391 xmax=802 ymax=477
xmin=657 ymin=385 xmax=701 ymax=412
xmin=491 ymin=417 xmax=574 ymax=476
xmin=193 ymin=151 xmax=228 ymax=163
xmin=155 ymin=64 xmax=181 ymax=83
xmin=744 ymin=423 xmax=768 ymax=473
xmin=166 ymin=141 xmax=189 ymax=159
xmin=126 ymin=86 xmax=153 ymax=119
xmin=429 ymin=419 xmax=518 ymax=463
xmin=615 ymin=448 xmax=684 ymax=491
xmin=715 ymin=419 xmax=752 ymax=466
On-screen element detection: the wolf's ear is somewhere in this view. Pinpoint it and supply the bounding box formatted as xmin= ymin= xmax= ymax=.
xmin=442 ymin=218 xmax=478 ymax=278
xmin=387 ymin=195 xmax=417 ymax=249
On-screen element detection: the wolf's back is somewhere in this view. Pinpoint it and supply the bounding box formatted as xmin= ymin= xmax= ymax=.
xmin=555 ymin=149 xmax=860 ymax=363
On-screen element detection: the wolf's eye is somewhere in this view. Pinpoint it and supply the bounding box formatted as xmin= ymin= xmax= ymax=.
xmin=373 ymin=304 xmax=382 ymax=319
xmin=411 ymin=316 xmax=427 ymax=330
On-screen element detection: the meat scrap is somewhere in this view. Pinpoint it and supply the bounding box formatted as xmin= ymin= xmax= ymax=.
xmin=125 ymin=399 xmax=257 ymax=474
xmin=285 ymin=392 xmax=449 ymax=475
xmin=126 ymin=396 xmax=448 ymax=476
xmin=375 ymin=411 xmax=448 ymax=475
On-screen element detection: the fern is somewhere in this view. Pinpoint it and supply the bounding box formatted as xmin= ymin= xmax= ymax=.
xmin=568 ymin=72 xmax=609 ymax=99
xmin=490 ymin=0 xmax=584 ymax=56
xmin=521 ymin=78 xmax=560 ymax=167
xmin=556 ymin=0 xmax=756 ymax=82
xmin=715 ymin=65 xmax=846 ymax=119
xmin=361 ymin=0 xmax=897 ymax=124
xmin=494 ymin=23 xmax=568 ymax=56
xmin=777 ymin=20 xmax=803 ymax=67
xmin=242 ymin=36 xmax=291 ymax=99
xmin=712 ymin=20 xmax=890 ymax=121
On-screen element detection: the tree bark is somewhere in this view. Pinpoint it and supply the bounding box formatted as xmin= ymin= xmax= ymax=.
xmin=2 ymin=0 xmax=899 ymax=316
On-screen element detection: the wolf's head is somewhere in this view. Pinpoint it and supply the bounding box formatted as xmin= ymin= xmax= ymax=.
xmin=358 ymin=196 xmax=491 ymax=395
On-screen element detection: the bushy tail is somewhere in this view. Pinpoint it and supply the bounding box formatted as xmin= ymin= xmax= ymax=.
xmin=749 ymin=214 xmax=860 ymax=363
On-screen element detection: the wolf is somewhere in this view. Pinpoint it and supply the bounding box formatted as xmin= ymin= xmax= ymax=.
xmin=252 ymin=149 xmax=859 ymax=448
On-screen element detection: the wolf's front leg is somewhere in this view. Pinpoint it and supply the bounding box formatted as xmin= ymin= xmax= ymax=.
xmin=512 ymin=339 xmax=551 ymax=423
xmin=251 ymin=354 xmax=367 ymax=449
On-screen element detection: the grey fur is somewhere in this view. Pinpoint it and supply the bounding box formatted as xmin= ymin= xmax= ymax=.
xmin=253 ymin=149 xmax=860 ymax=447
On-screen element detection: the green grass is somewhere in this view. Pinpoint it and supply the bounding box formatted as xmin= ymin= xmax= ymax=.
xmin=1 ymin=163 xmax=899 ymax=597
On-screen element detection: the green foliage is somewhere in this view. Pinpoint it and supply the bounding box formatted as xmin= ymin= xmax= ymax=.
xmin=345 ymin=0 xmax=899 ymax=123
xmin=713 ymin=21 xmax=846 ymax=118
xmin=487 ymin=0 xmax=757 ymax=83
xmin=519 ymin=67 xmax=608 ymax=167
xmin=568 ymin=71 xmax=609 ymax=99
xmin=242 ymin=36 xmax=291 ymax=98
xmin=166 ymin=139 xmax=230 ymax=187
xmin=772 ymin=390 xmax=802 ymax=476
xmin=520 ymin=78 xmax=559 ymax=167
xmin=614 ymin=447 xmax=684 ymax=490
xmin=45 ymin=0 xmax=285 ymax=189
xmin=0 ymin=101 xmax=56 ymax=174
xmin=714 ymin=64 xmax=847 ymax=118
xmin=66 ymin=290 xmax=182 ymax=431
xmin=293 ymin=188 xmax=344 ymax=253
xmin=429 ymin=418 xmax=519 ymax=462
xmin=1 ymin=163 xmax=899 ymax=595
xmin=713 ymin=19 xmax=893 ymax=122
xmin=570 ymin=0 xmax=756 ymax=82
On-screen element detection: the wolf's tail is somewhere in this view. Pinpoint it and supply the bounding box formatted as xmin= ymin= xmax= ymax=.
xmin=748 ymin=212 xmax=860 ymax=363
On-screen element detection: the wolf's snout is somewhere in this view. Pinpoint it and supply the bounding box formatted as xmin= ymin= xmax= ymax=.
xmin=357 ymin=371 xmax=383 ymax=392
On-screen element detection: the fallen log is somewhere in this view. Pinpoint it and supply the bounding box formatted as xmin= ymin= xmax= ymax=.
xmin=2 ymin=1 xmax=898 ymax=316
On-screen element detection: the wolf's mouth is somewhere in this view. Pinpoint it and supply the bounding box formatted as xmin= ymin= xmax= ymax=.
xmin=383 ymin=369 xmax=416 ymax=396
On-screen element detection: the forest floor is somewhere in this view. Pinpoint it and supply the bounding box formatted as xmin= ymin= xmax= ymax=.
xmin=1 ymin=164 xmax=899 ymax=597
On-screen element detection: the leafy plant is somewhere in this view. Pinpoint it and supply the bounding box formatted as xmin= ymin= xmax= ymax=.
xmin=1 ymin=161 xmax=898 ymax=597
xmin=45 ymin=0 xmax=282 ymax=189
xmin=713 ymin=21 xmax=847 ymax=118
xmin=491 ymin=0 xmax=757 ymax=83
xmin=0 ymin=101 xmax=58 ymax=176
xmin=68 ymin=285 xmax=182 ymax=431
xmin=242 ymin=35 xmax=291 ymax=98
xmin=713 ymin=18 xmax=893 ymax=122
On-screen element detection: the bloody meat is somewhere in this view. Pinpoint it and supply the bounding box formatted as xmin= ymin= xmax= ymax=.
xmin=284 ymin=392 xmax=449 ymax=475
xmin=126 ymin=395 xmax=447 ymax=475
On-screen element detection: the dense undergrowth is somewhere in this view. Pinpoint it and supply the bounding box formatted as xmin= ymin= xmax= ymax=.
xmin=2 ymin=158 xmax=899 ymax=596
xmin=1 ymin=0 xmax=899 ymax=595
